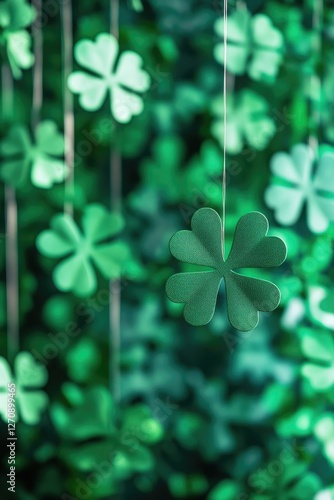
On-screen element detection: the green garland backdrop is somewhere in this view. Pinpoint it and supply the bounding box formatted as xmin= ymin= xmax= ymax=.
xmin=0 ymin=0 xmax=334 ymax=499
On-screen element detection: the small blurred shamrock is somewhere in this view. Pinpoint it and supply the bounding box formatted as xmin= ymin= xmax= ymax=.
xmin=0 ymin=352 xmax=48 ymax=424
xmin=68 ymin=33 xmax=151 ymax=123
xmin=0 ymin=121 xmax=68 ymax=189
xmin=183 ymin=141 xmax=223 ymax=207
xmin=52 ymin=385 xmax=163 ymax=483
xmin=249 ymin=460 xmax=322 ymax=499
xmin=314 ymin=415 xmax=334 ymax=465
xmin=140 ymin=136 xmax=186 ymax=203
xmin=211 ymin=91 xmax=276 ymax=155
xmin=298 ymin=327 xmax=334 ymax=391
xmin=265 ymin=144 xmax=334 ymax=233
xmin=214 ymin=9 xmax=284 ymax=83
xmin=166 ymin=208 xmax=287 ymax=331
xmin=0 ymin=0 xmax=36 ymax=78
xmin=129 ymin=187 xmax=181 ymax=262
xmin=36 ymin=204 xmax=131 ymax=297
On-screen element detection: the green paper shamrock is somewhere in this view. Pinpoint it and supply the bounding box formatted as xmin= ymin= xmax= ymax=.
xmin=0 ymin=0 xmax=36 ymax=78
xmin=211 ymin=91 xmax=276 ymax=155
xmin=68 ymin=33 xmax=151 ymax=123
xmin=298 ymin=327 xmax=334 ymax=391
xmin=166 ymin=208 xmax=287 ymax=331
xmin=36 ymin=204 xmax=131 ymax=297
xmin=214 ymin=9 xmax=284 ymax=83
xmin=265 ymin=144 xmax=334 ymax=233
xmin=0 ymin=352 xmax=48 ymax=424
xmin=0 ymin=121 xmax=68 ymax=189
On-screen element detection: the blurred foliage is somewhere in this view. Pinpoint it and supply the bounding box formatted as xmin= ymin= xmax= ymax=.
xmin=0 ymin=0 xmax=334 ymax=499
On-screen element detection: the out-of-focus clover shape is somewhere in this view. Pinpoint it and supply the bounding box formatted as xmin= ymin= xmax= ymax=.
xmin=314 ymin=415 xmax=334 ymax=465
xmin=166 ymin=208 xmax=287 ymax=331
xmin=68 ymin=33 xmax=150 ymax=123
xmin=0 ymin=121 xmax=68 ymax=189
xmin=214 ymin=9 xmax=284 ymax=83
xmin=265 ymin=144 xmax=334 ymax=233
xmin=36 ymin=204 xmax=131 ymax=297
xmin=0 ymin=352 xmax=48 ymax=424
xmin=0 ymin=0 xmax=36 ymax=78
xmin=211 ymin=91 xmax=276 ymax=155
xmin=299 ymin=327 xmax=334 ymax=391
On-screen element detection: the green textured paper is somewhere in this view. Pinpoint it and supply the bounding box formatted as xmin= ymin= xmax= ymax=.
xmin=166 ymin=208 xmax=287 ymax=331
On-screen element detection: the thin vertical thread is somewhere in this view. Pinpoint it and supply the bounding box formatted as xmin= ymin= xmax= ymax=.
xmin=32 ymin=0 xmax=43 ymax=129
xmin=110 ymin=0 xmax=122 ymax=404
xmin=222 ymin=0 xmax=228 ymax=255
xmin=61 ymin=0 xmax=75 ymax=216
xmin=309 ymin=0 xmax=323 ymax=156
xmin=2 ymin=64 xmax=19 ymax=363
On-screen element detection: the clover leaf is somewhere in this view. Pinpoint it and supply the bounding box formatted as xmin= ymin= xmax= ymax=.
xmin=314 ymin=415 xmax=334 ymax=464
xmin=0 ymin=0 xmax=36 ymax=78
xmin=36 ymin=204 xmax=131 ymax=297
xmin=298 ymin=327 xmax=334 ymax=391
xmin=52 ymin=385 xmax=163 ymax=482
xmin=0 ymin=352 xmax=48 ymax=424
xmin=166 ymin=208 xmax=287 ymax=331
xmin=211 ymin=91 xmax=276 ymax=155
xmin=214 ymin=9 xmax=284 ymax=83
xmin=0 ymin=121 xmax=68 ymax=189
xmin=265 ymin=144 xmax=334 ymax=233
xmin=68 ymin=33 xmax=151 ymax=123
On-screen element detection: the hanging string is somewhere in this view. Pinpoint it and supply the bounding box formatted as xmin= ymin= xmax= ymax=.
xmin=110 ymin=0 xmax=122 ymax=403
xmin=222 ymin=0 xmax=228 ymax=255
xmin=309 ymin=0 xmax=323 ymax=156
xmin=2 ymin=64 xmax=19 ymax=363
xmin=32 ymin=0 xmax=43 ymax=130
xmin=60 ymin=0 xmax=75 ymax=216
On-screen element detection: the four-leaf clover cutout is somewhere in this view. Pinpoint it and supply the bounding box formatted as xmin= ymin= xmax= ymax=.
xmin=214 ymin=9 xmax=284 ymax=83
xmin=166 ymin=208 xmax=287 ymax=331
xmin=265 ymin=144 xmax=334 ymax=233
xmin=36 ymin=204 xmax=131 ymax=297
xmin=0 ymin=121 xmax=68 ymax=189
xmin=68 ymin=33 xmax=151 ymax=123
xmin=0 ymin=352 xmax=48 ymax=424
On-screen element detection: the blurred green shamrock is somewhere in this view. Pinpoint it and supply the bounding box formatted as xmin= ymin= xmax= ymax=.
xmin=211 ymin=91 xmax=276 ymax=154
xmin=140 ymin=135 xmax=185 ymax=202
xmin=0 ymin=352 xmax=48 ymax=424
xmin=36 ymin=204 xmax=130 ymax=297
xmin=214 ymin=9 xmax=284 ymax=83
xmin=0 ymin=121 xmax=68 ymax=189
xmin=0 ymin=0 xmax=36 ymax=78
xmin=314 ymin=415 xmax=334 ymax=464
xmin=68 ymin=33 xmax=151 ymax=123
xmin=249 ymin=461 xmax=322 ymax=499
xmin=52 ymin=385 xmax=163 ymax=484
xmin=166 ymin=208 xmax=287 ymax=330
xmin=184 ymin=141 xmax=222 ymax=207
xmin=265 ymin=144 xmax=334 ymax=233
xmin=299 ymin=327 xmax=334 ymax=391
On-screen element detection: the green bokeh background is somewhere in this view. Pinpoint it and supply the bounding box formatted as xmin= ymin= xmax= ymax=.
xmin=1 ymin=0 xmax=334 ymax=498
